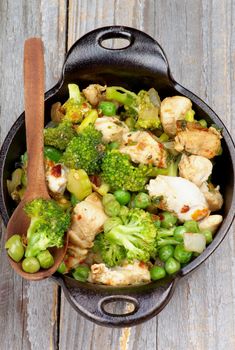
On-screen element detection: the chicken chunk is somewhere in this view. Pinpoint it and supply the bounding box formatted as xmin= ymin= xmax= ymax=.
xmin=119 ymin=131 xmax=167 ymax=168
xmin=147 ymin=175 xmax=209 ymax=221
xmin=94 ymin=116 xmax=129 ymax=143
xmin=160 ymin=96 xmax=192 ymax=136
xmin=174 ymin=127 xmax=221 ymax=159
xmin=200 ymin=182 xmax=223 ymax=212
xmin=82 ymin=84 xmax=106 ymax=106
xmin=88 ymin=261 xmax=150 ymax=286
xmin=45 ymin=162 xmax=68 ymax=198
xmin=178 ymin=154 xmax=213 ymax=187
xmin=198 ymin=215 xmax=223 ymax=234
xmin=67 ymin=193 xmax=108 ymax=268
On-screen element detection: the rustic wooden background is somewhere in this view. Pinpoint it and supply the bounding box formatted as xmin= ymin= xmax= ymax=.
xmin=0 ymin=1 xmax=234 ymax=349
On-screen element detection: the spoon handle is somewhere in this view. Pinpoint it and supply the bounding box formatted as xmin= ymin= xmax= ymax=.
xmin=24 ymin=38 xmax=48 ymax=198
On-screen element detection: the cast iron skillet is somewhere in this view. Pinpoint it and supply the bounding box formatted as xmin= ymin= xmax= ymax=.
xmin=0 ymin=26 xmax=235 ymax=328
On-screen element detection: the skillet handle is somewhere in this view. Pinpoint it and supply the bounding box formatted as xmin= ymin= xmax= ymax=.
xmin=52 ymin=275 xmax=178 ymax=327
xmin=62 ymin=26 xmax=170 ymax=81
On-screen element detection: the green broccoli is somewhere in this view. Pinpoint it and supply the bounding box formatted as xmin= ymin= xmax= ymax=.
xmin=24 ymin=198 xmax=71 ymax=257
xmin=101 ymin=150 xmax=150 ymax=192
xmin=97 ymin=208 xmax=157 ymax=266
xmin=61 ymin=125 xmax=105 ymax=174
xmin=44 ymin=121 xmax=77 ymax=151
xmin=62 ymin=84 xmax=91 ymax=123
xmin=106 ymin=86 xmax=161 ymax=130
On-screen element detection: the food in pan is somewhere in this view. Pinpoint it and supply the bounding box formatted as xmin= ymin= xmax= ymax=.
xmin=6 ymin=83 xmax=224 ymax=284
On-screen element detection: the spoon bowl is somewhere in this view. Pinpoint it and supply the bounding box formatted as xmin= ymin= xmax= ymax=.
xmin=5 ymin=38 xmax=68 ymax=281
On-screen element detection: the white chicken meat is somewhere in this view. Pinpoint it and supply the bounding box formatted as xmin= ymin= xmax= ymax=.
xmin=147 ymin=175 xmax=209 ymax=221
xmin=88 ymin=261 xmax=151 ymax=286
xmin=198 ymin=215 xmax=223 ymax=234
xmin=45 ymin=162 xmax=68 ymax=198
xmin=178 ymin=154 xmax=213 ymax=187
xmin=94 ymin=116 xmax=129 ymax=143
xmin=67 ymin=193 xmax=108 ymax=269
xmin=200 ymin=182 xmax=223 ymax=212
xmin=160 ymin=96 xmax=192 ymax=136
xmin=82 ymin=84 xmax=106 ymax=106
xmin=119 ymin=131 xmax=167 ymax=168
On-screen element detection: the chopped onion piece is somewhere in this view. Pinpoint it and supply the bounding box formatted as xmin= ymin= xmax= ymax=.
xmin=183 ymin=232 xmax=206 ymax=253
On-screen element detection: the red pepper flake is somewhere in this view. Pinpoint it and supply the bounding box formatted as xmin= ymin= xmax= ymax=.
xmin=181 ymin=205 xmax=190 ymax=213
xmin=76 ymin=214 xmax=82 ymax=220
xmin=159 ymin=213 xmax=164 ymax=221
xmin=89 ymin=175 xmax=101 ymax=187
xmin=51 ymin=164 xmax=62 ymax=177
xmin=139 ymin=261 xmax=146 ymax=268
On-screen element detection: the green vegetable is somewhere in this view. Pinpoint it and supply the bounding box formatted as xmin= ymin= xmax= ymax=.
xmin=99 ymin=101 xmax=117 ymax=116
xmin=174 ymin=245 xmax=192 ymax=264
xmin=106 ymin=86 xmax=136 ymax=106
xmin=67 ymin=169 xmax=92 ymax=201
xmin=159 ymin=245 xmax=174 ymax=262
xmin=101 ymin=150 xmax=150 ymax=192
xmin=57 ymin=261 xmax=66 ymax=274
xmin=198 ymin=119 xmax=207 ymax=128
xmin=102 ymin=194 xmax=116 ymax=206
xmin=150 ymin=266 xmax=166 ymax=280
xmin=184 ymin=220 xmax=200 ymax=233
xmin=160 ymin=211 xmax=177 ymax=229
xmin=103 ymin=217 xmax=123 ymax=233
xmin=184 ymin=109 xmax=195 ymax=122
xmin=70 ymin=194 xmax=80 ymax=206
xmin=5 ymin=234 xmax=24 ymax=262
xmin=62 ymin=125 xmax=105 ymax=174
xmin=24 ymin=198 xmax=70 ymax=258
xmin=7 ymin=168 xmax=23 ymax=196
xmin=103 ymin=199 xmax=121 ymax=217
xmin=173 ymin=226 xmax=187 ymax=242
xmin=158 ymin=133 xmax=169 ymax=142
xmin=95 ymin=233 xmax=126 ymax=267
xmin=44 ymin=121 xmax=77 ymax=151
xmin=96 ymin=208 xmax=157 ymax=266
xmin=37 ymin=250 xmax=54 ymax=269
xmin=62 ymin=84 xmax=91 ymax=123
xmin=202 ymin=230 xmax=213 ymax=244
xmin=157 ymin=227 xmax=180 ymax=248
xmin=22 ymin=257 xmax=40 ymax=273
xmin=134 ymin=192 xmax=150 ymax=209
xmin=165 ymin=257 xmax=181 ymax=275
xmin=77 ymin=109 xmax=98 ymax=132
xmin=114 ymin=190 xmax=131 ymax=205
xmin=107 ymin=141 xmax=119 ymax=150
xmin=166 ymin=155 xmax=181 ymax=177
xmin=119 ymin=206 xmax=130 ymax=224
xmin=44 ymin=146 xmax=63 ymax=163
xmin=72 ymin=265 xmax=90 ymax=282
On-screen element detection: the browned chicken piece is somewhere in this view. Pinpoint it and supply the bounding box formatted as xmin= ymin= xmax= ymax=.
xmin=174 ymin=127 xmax=221 ymax=159
xmin=66 ymin=193 xmax=108 ymax=269
xmin=88 ymin=261 xmax=151 ymax=286
xmin=200 ymin=182 xmax=223 ymax=212
xmin=82 ymin=84 xmax=106 ymax=106
xmin=119 ymin=131 xmax=167 ymax=168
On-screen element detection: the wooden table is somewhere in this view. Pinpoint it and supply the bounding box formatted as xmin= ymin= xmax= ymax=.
xmin=0 ymin=1 xmax=234 ymax=349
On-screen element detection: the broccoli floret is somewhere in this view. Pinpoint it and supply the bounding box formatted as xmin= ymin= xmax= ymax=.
xmin=24 ymin=198 xmax=71 ymax=257
xmin=61 ymin=125 xmax=105 ymax=174
xmin=44 ymin=121 xmax=77 ymax=151
xmin=106 ymin=86 xmax=161 ymax=130
xmin=101 ymin=150 xmax=150 ymax=192
xmin=62 ymin=84 xmax=91 ymax=123
xmin=98 ymin=208 xmax=157 ymax=266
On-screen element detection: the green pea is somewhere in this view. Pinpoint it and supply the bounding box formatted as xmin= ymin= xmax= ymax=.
xmin=165 ymin=257 xmax=181 ymax=275
xmin=160 ymin=211 xmax=177 ymax=229
xmin=57 ymin=261 xmax=66 ymax=274
xmin=159 ymin=245 xmax=175 ymax=262
xmin=44 ymin=146 xmax=62 ymax=163
xmin=198 ymin=119 xmax=207 ymax=128
xmin=98 ymin=101 xmax=117 ymax=116
xmin=150 ymin=266 xmax=166 ymax=281
xmin=5 ymin=234 xmax=25 ymax=263
xmin=184 ymin=220 xmax=200 ymax=233
xmin=174 ymin=226 xmax=187 ymax=242
xmin=104 ymin=199 xmax=121 ymax=217
xmin=114 ymin=189 xmax=131 ymax=205
xmin=202 ymin=230 xmax=213 ymax=244
xmin=71 ymin=193 xmax=80 ymax=207
xmin=134 ymin=192 xmax=150 ymax=209
xmin=107 ymin=141 xmax=119 ymax=150
xmin=174 ymin=245 xmax=192 ymax=264
xmin=72 ymin=265 xmax=90 ymax=282
xmin=102 ymin=194 xmax=115 ymax=206
xmin=22 ymin=257 xmax=40 ymax=273
xmin=37 ymin=250 xmax=54 ymax=269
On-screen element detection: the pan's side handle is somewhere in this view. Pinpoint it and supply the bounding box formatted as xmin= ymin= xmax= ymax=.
xmin=62 ymin=26 xmax=171 ymax=80
xmin=52 ymin=275 xmax=178 ymax=328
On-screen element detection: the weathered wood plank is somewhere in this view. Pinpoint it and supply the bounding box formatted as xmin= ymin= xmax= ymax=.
xmin=0 ymin=1 xmax=67 ymax=349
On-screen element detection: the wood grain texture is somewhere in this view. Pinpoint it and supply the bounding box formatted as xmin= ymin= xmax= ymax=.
xmin=0 ymin=1 xmax=67 ymax=349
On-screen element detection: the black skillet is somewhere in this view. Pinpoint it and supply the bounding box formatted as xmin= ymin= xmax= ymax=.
xmin=1 ymin=26 xmax=235 ymax=327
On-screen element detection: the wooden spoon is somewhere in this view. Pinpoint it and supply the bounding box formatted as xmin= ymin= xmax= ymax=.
xmin=5 ymin=38 xmax=68 ymax=281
